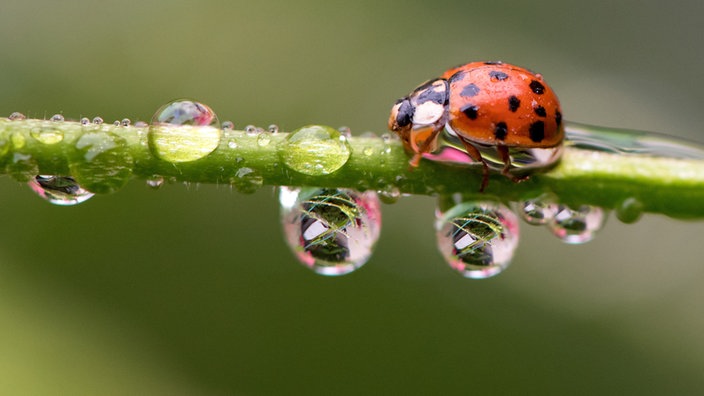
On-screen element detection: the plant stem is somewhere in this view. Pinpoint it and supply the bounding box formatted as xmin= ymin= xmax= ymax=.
xmin=2 ymin=118 xmax=704 ymax=219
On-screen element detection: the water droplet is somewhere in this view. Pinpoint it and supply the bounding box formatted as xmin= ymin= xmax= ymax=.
xmin=280 ymin=187 xmax=381 ymax=276
xmin=50 ymin=114 xmax=64 ymax=122
xmin=113 ymin=120 xmax=121 ymax=126
xmin=146 ymin=175 xmax=165 ymax=189
xmin=377 ymin=185 xmax=401 ymax=204
xmin=245 ymin=125 xmax=257 ymax=136
xmin=230 ymin=167 xmax=264 ymax=194
xmin=80 ymin=117 xmax=90 ymax=125
xmin=547 ymin=205 xmax=606 ymax=244
xmin=268 ymin=124 xmax=279 ymax=134
xmin=616 ymin=197 xmax=644 ymax=224
xmin=8 ymin=112 xmax=26 ymax=121
xmin=228 ymin=140 xmax=238 ymax=150
xmin=69 ymin=131 xmax=134 ymax=194
xmin=121 ymin=118 xmax=131 ymax=127
xmin=257 ymin=133 xmax=271 ymax=147
xmin=149 ymin=99 xmax=222 ymax=163
xmin=363 ymin=146 xmax=374 ymax=156
xmin=134 ymin=121 xmax=148 ymax=128
xmin=28 ymin=175 xmax=94 ymax=205
xmin=92 ymin=117 xmax=104 ymax=125
xmin=435 ymin=201 xmax=520 ymax=279
xmin=222 ymin=121 xmax=234 ymax=130
xmin=518 ymin=194 xmax=559 ymax=225
xmin=281 ymin=125 xmax=351 ymax=176
xmin=338 ymin=126 xmax=351 ymax=138
xmin=30 ymin=126 xmax=63 ymax=145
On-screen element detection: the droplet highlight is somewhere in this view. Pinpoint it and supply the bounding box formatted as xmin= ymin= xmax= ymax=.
xmin=149 ymin=99 xmax=222 ymax=163
xmin=281 ymin=125 xmax=351 ymax=176
xmin=280 ymin=187 xmax=381 ymax=276
xmin=435 ymin=201 xmax=520 ymax=279
xmin=28 ymin=175 xmax=94 ymax=206
xmin=547 ymin=204 xmax=606 ymax=244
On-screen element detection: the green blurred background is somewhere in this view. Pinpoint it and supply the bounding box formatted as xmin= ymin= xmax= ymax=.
xmin=1 ymin=0 xmax=704 ymax=394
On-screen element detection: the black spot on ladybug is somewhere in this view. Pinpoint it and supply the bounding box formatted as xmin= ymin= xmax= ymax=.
xmin=448 ymin=70 xmax=467 ymax=83
xmin=494 ymin=122 xmax=508 ymax=140
xmin=534 ymin=106 xmax=547 ymax=117
xmin=416 ymin=86 xmax=446 ymax=105
xmin=529 ymin=121 xmax=545 ymax=142
xmin=395 ymin=99 xmax=414 ymax=128
xmin=460 ymin=83 xmax=481 ymax=98
xmin=483 ymin=61 xmax=503 ymax=65
xmin=555 ymin=110 xmax=562 ymax=127
xmin=461 ymin=104 xmax=479 ymax=120
xmin=489 ymin=71 xmax=509 ymax=81
xmin=508 ymin=96 xmax=521 ymax=112
xmin=529 ymin=80 xmax=545 ymax=95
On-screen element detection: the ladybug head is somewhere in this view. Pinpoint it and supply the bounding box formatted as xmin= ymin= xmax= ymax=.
xmin=388 ymin=79 xmax=449 ymax=156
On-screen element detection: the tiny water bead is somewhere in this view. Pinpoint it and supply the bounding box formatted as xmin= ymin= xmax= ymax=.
xmin=92 ymin=117 xmax=104 ymax=125
xmin=518 ymin=194 xmax=559 ymax=225
xmin=547 ymin=204 xmax=606 ymax=244
xmin=435 ymin=201 xmax=520 ymax=279
xmin=28 ymin=175 xmax=94 ymax=206
xmin=256 ymin=133 xmax=271 ymax=147
xmin=281 ymin=125 xmax=351 ymax=176
xmin=146 ymin=175 xmax=165 ymax=189
xmin=230 ymin=167 xmax=263 ymax=194
xmin=8 ymin=112 xmax=26 ymax=121
xmin=149 ymin=99 xmax=222 ymax=163
xmin=80 ymin=117 xmax=90 ymax=125
xmin=121 ymin=118 xmax=131 ymax=127
xmin=280 ymin=187 xmax=381 ymax=276
xmin=30 ymin=125 xmax=63 ymax=145
xmin=50 ymin=114 xmax=64 ymax=122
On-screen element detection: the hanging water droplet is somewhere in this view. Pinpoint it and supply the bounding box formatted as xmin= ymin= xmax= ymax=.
xmin=547 ymin=205 xmax=606 ymax=244
xmin=281 ymin=125 xmax=351 ymax=176
xmin=148 ymin=99 xmax=222 ymax=163
xmin=80 ymin=117 xmax=90 ymax=125
xmin=257 ymin=133 xmax=271 ymax=147
xmin=230 ymin=167 xmax=264 ymax=194
xmin=69 ymin=131 xmax=134 ymax=194
xmin=615 ymin=197 xmax=644 ymax=224
xmin=8 ymin=112 xmax=26 ymax=121
xmin=435 ymin=200 xmax=520 ymax=279
xmin=268 ymin=124 xmax=279 ymax=134
xmin=146 ymin=175 xmax=165 ymax=189
xmin=28 ymin=175 xmax=94 ymax=206
xmin=92 ymin=117 xmax=104 ymax=125
xmin=121 ymin=118 xmax=131 ymax=127
xmin=377 ymin=184 xmax=401 ymax=204
xmin=30 ymin=126 xmax=63 ymax=145
xmin=518 ymin=194 xmax=559 ymax=225
xmin=222 ymin=121 xmax=234 ymax=130
xmin=280 ymin=187 xmax=381 ymax=276
xmin=50 ymin=114 xmax=64 ymax=122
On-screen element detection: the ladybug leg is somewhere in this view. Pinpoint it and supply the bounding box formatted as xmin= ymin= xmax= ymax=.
xmin=497 ymin=145 xmax=530 ymax=183
xmin=408 ymin=126 xmax=443 ymax=168
xmin=458 ymin=137 xmax=490 ymax=192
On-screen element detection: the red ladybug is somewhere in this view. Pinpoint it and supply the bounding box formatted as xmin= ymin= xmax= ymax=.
xmin=389 ymin=61 xmax=564 ymax=191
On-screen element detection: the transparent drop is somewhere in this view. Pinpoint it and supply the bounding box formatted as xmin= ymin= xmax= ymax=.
xmin=69 ymin=131 xmax=134 ymax=194
xmin=230 ymin=167 xmax=263 ymax=194
xmin=146 ymin=175 xmax=165 ymax=189
xmin=616 ymin=197 xmax=644 ymax=224
xmin=337 ymin=126 xmax=351 ymax=138
xmin=92 ymin=117 xmax=104 ymax=125
xmin=80 ymin=117 xmax=90 ymax=125
xmin=222 ymin=121 xmax=234 ymax=130
xmin=435 ymin=201 xmax=520 ymax=279
xmin=28 ymin=175 xmax=94 ymax=206
xmin=518 ymin=194 xmax=559 ymax=225
xmin=547 ymin=205 xmax=606 ymax=244
xmin=377 ymin=185 xmax=401 ymax=204
xmin=121 ymin=118 xmax=131 ymax=127
xmin=257 ymin=133 xmax=271 ymax=147
xmin=30 ymin=126 xmax=63 ymax=145
xmin=228 ymin=140 xmax=238 ymax=150
xmin=149 ymin=99 xmax=222 ymax=163
xmin=134 ymin=120 xmax=148 ymax=128
xmin=268 ymin=124 xmax=279 ymax=134
xmin=50 ymin=114 xmax=64 ymax=122
xmin=113 ymin=120 xmax=120 ymax=126
xmin=8 ymin=112 xmax=26 ymax=121
xmin=245 ymin=125 xmax=257 ymax=136
xmin=280 ymin=187 xmax=381 ymax=276
xmin=281 ymin=125 xmax=351 ymax=176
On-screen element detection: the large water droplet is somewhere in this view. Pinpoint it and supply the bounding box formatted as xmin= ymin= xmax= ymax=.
xmin=69 ymin=131 xmax=134 ymax=194
xmin=281 ymin=125 xmax=351 ymax=176
xmin=435 ymin=201 xmax=520 ymax=279
xmin=28 ymin=175 xmax=94 ymax=205
xmin=547 ymin=204 xmax=606 ymax=244
xmin=230 ymin=167 xmax=263 ymax=194
xmin=149 ymin=99 xmax=222 ymax=163
xmin=280 ymin=187 xmax=381 ymax=276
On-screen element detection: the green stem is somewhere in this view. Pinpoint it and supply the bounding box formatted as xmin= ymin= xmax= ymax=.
xmin=1 ymin=118 xmax=703 ymax=219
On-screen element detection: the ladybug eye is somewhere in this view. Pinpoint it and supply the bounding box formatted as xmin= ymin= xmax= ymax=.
xmin=394 ymin=99 xmax=414 ymax=128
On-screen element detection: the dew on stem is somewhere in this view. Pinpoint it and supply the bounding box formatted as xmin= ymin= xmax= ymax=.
xmin=281 ymin=125 xmax=351 ymax=176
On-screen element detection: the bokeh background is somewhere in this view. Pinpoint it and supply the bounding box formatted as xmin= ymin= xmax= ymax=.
xmin=1 ymin=0 xmax=704 ymax=394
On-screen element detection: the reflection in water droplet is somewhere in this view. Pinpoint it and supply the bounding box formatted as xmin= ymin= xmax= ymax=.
xmin=50 ymin=114 xmax=64 ymax=122
xmin=435 ymin=201 xmax=519 ymax=279
xmin=28 ymin=175 xmax=94 ymax=205
xmin=30 ymin=126 xmax=63 ymax=145
xmin=8 ymin=112 xmax=26 ymax=121
xmin=92 ymin=117 xmax=104 ymax=125
xmin=616 ymin=197 xmax=644 ymax=224
xmin=149 ymin=99 xmax=222 ymax=163
xmin=282 ymin=125 xmax=351 ymax=176
xmin=280 ymin=187 xmax=381 ymax=276
xmin=230 ymin=167 xmax=263 ymax=194
xmin=518 ymin=194 xmax=559 ymax=225
xmin=547 ymin=205 xmax=606 ymax=244
xmin=146 ymin=175 xmax=165 ymax=189
xmin=69 ymin=131 xmax=134 ymax=194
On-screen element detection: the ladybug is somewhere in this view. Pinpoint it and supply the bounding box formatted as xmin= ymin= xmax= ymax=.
xmin=389 ymin=61 xmax=564 ymax=191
